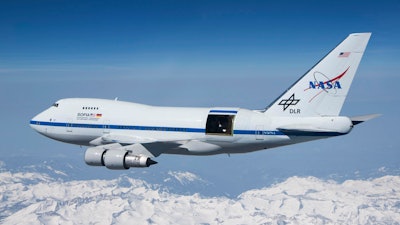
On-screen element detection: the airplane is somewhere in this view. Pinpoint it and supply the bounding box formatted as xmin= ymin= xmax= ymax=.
xmin=30 ymin=33 xmax=379 ymax=170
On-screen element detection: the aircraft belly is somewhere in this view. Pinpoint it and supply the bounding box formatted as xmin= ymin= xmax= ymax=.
xmin=39 ymin=126 xmax=98 ymax=145
xmin=45 ymin=133 xmax=96 ymax=145
xmin=163 ymin=135 xmax=292 ymax=156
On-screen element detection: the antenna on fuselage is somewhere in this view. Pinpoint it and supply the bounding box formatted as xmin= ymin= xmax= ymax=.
xmin=114 ymin=97 xmax=119 ymax=101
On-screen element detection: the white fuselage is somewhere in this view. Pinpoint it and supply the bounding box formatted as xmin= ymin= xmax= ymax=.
xmin=30 ymin=98 xmax=352 ymax=156
xmin=28 ymin=33 xmax=373 ymax=169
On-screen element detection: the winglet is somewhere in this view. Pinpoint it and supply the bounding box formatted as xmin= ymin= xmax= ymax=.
xmin=350 ymin=114 xmax=381 ymax=125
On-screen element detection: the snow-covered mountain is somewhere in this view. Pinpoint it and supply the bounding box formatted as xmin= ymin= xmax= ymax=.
xmin=1 ymin=164 xmax=399 ymax=225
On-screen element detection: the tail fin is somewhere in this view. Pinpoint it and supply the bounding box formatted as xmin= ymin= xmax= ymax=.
xmin=264 ymin=33 xmax=371 ymax=117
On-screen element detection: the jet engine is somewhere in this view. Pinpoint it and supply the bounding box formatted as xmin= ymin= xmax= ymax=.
xmin=84 ymin=146 xmax=157 ymax=170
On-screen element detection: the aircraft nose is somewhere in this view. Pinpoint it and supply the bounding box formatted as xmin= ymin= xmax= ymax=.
xmin=30 ymin=110 xmax=49 ymax=134
xmin=30 ymin=114 xmax=42 ymax=133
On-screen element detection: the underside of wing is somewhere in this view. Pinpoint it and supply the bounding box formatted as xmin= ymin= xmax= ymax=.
xmin=89 ymin=133 xmax=224 ymax=157
xmin=89 ymin=133 xmax=157 ymax=146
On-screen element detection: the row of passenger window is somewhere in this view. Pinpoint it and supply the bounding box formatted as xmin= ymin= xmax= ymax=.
xmin=74 ymin=124 xmax=101 ymax=128
xmin=82 ymin=106 xmax=99 ymax=110
xmin=113 ymin=126 xmax=187 ymax=132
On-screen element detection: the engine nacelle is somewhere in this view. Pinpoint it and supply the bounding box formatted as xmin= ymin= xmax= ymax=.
xmin=84 ymin=147 xmax=106 ymax=166
xmin=84 ymin=147 xmax=157 ymax=170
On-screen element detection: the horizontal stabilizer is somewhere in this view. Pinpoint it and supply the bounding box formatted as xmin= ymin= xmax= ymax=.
xmin=351 ymin=114 xmax=381 ymax=125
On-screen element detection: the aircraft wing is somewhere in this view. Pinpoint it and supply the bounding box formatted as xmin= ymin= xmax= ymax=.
xmin=89 ymin=133 xmax=157 ymax=146
xmin=89 ymin=134 xmax=179 ymax=157
xmin=89 ymin=133 xmax=222 ymax=158
xmin=119 ymin=143 xmax=158 ymax=158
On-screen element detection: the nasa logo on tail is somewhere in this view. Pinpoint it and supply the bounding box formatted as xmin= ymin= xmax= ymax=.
xmin=305 ymin=67 xmax=349 ymax=103
xmin=309 ymin=77 xmax=342 ymax=90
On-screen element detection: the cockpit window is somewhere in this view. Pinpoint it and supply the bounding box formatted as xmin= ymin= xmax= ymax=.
xmin=52 ymin=103 xmax=59 ymax=107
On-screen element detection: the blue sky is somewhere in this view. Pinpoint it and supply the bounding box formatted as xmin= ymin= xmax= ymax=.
xmin=1 ymin=0 xmax=399 ymax=196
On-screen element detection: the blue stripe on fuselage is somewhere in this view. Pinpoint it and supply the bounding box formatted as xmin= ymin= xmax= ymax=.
xmin=209 ymin=110 xmax=238 ymax=114
xmin=30 ymin=120 xmax=283 ymax=136
xmin=30 ymin=120 xmax=340 ymax=137
xmin=30 ymin=120 xmax=205 ymax=133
